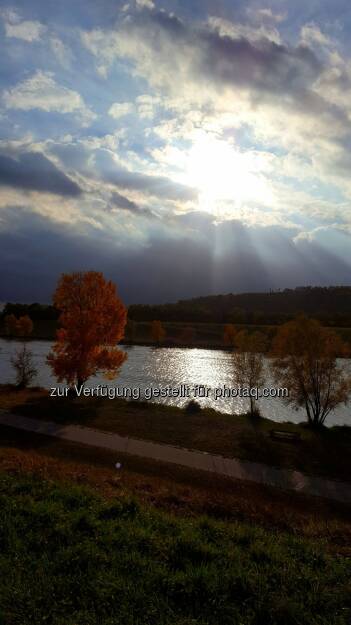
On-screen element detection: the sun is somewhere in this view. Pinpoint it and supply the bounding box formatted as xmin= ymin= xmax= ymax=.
xmin=182 ymin=133 xmax=272 ymax=216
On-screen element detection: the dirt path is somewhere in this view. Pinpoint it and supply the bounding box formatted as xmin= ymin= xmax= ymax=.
xmin=0 ymin=411 xmax=350 ymax=504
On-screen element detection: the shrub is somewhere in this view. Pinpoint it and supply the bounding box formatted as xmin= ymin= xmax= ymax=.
xmin=185 ymin=400 xmax=202 ymax=414
xmin=11 ymin=345 xmax=37 ymax=389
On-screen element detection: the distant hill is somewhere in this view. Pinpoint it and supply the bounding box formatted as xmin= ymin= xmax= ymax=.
xmin=128 ymin=287 xmax=351 ymax=326
xmin=2 ymin=286 xmax=351 ymax=327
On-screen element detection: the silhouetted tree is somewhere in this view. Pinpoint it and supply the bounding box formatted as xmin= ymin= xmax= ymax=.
xmin=9 ymin=315 xmax=36 ymax=388
xmin=11 ymin=345 xmax=37 ymax=389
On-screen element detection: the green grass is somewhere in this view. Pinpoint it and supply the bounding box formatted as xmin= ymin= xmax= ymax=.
xmin=0 ymin=471 xmax=350 ymax=625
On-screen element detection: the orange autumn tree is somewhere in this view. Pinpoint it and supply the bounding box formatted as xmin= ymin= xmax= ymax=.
xmin=223 ymin=323 xmax=236 ymax=348
xmin=16 ymin=315 xmax=34 ymax=337
xmin=4 ymin=314 xmax=19 ymax=336
xmin=271 ymin=315 xmax=350 ymax=426
xmin=4 ymin=314 xmax=33 ymax=337
xmin=151 ymin=320 xmax=166 ymax=345
xmin=47 ymin=271 xmax=127 ymax=389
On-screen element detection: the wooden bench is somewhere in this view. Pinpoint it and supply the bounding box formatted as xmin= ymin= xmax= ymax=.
xmin=270 ymin=430 xmax=301 ymax=442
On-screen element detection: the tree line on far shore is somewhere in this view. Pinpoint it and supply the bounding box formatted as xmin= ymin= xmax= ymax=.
xmin=128 ymin=286 xmax=351 ymax=326
xmin=3 ymin=284 xmax=351 ymax=328
xmin=2 ymin=271 xmax=351 ymax=428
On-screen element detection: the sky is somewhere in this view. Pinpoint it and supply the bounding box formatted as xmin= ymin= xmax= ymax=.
xmin=0 ymin=0 xmax=351 ymax=304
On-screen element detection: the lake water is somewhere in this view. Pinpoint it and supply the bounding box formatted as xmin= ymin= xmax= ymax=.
xmin=1 ymin=338 xmax=350 ymax=427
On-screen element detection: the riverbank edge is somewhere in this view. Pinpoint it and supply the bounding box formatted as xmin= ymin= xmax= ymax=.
xmin=1 ymin=411 xmax=351 ymax=505
xmin=2 ymin=336 xmax=351 ymax=358
xmin=1 ymin=385 xmax=350 ymax=483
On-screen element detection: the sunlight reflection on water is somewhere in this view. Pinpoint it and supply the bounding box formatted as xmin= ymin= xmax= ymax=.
xmin=0 ymin=339 xmax=350 ymax=426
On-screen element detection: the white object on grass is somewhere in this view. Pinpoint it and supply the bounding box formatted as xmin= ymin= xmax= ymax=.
xmin=115 ymin=462 xmax=122 ymax=470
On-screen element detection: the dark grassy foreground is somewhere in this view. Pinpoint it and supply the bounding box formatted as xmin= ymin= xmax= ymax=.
xmin=1 ymin=427 xmax=350 ymax=543
xmin=0 ymin=471 xmax=350 ymax=625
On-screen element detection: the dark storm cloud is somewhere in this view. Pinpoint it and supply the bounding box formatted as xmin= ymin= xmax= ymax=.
xmin=0 ymin=207 xmax=115 ymax=302
xmin=105 ymin=166 xmax=197 ymax=202
xmin=0 ymin=206 xmax=350 ymax=305
xmin=50 ymin=143 xmax=198 ymax=204
xmin=111 ymin=190 xmax=139 ymax=211
xmin=110 ymin=190 xmax=156 ymax=218
xmin=198 ymin=32 xmax=321 ymax=94
xmin=130 ymin=7 xmax=323 ymax=98
xmin=0 ymin=151 xmax=82 ymax=196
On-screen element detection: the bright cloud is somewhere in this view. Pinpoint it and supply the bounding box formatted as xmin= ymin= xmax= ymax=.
xmin=3 ymin=71 xmax=96 ymax=126
xmin=109 ymin=102 xmax=134 ymax=118
xmin=300 ymin=22 xmax=332 ymax=48
xmin=1 ymin=8 xmax=46 ymax=42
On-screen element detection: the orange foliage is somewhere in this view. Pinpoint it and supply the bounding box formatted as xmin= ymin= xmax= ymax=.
xmin=223 ymin=323 xmax=236 ymax=347
xmin=16 ymin=315 xmax=33 ymax=337
xmin=4 ymin=314 xmax=18 ymax=336
xmin=4 ymin=314 xmax=33 ymax=337
xmin=47 ymin=271 xmax=127 ymax=387
xmin=271 ymin=315 xmax=350 ymax=425
xmin=151 ymin=320 xmax=166 ymax=344
xmin=235 ymin=330 xmax=267 ymax=353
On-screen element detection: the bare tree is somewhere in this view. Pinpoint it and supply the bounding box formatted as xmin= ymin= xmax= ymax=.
xmin=11 ymin=345 xmax=38 ymax=389
xmin=233 ymin=331 xmax=267 ymax=417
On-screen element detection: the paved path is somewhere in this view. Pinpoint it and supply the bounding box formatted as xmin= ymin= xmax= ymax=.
xmin=0 ymin=411 xmax=350 ymax=504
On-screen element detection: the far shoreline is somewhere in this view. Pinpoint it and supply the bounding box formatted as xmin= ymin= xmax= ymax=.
xmin=1 ymin=334 xmax=351 ymax=357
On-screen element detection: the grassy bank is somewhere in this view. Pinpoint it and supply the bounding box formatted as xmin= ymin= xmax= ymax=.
xmin=1 ymin=386 xmax=350 ymax=481
xmin=1 ymin=427 xmax=351 ymax=538
xmin=0 ymin=470 xmax=350 ymax=625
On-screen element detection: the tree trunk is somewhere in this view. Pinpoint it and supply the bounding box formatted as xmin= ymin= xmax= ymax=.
xmin=305 ymin=400 xmax=312 ymax=425
xmin=67 ymin=386 xmax=76 ymax=399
